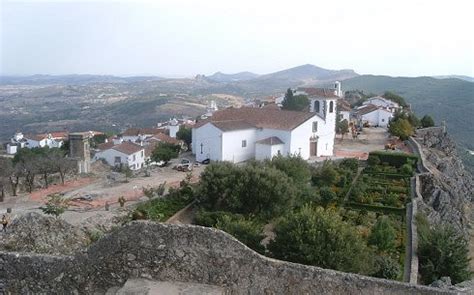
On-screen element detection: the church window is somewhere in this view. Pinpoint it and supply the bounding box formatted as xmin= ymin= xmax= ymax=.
xmin=314 ymin=101 xmax=320 ymax=113
xmin=329 ymin=101 xmax=334 ymax=113
xmin=312 ymin=121 xmax=318 ymax=132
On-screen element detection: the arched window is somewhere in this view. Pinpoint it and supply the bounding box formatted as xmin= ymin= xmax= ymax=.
xmin=314 ymin=100 xmax=320 ymax=113
xmin=329 ymin=101 xmax=334 ymax=113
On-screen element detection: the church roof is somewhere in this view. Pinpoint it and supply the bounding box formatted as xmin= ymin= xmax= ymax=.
xmin=297 ymin=87 xmax=339 ymax=98
xmin=194 ymin=107 xmax=315 ymax=131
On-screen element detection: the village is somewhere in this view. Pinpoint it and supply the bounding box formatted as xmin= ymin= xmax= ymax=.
xmin=0 ymin=81 xmax=413 ymax=225
xmin=1 ymin=80 xmax=458 ymax=290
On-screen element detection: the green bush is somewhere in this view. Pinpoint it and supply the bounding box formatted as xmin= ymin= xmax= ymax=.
xmin=417 ymin=214 xmax=472 ymax=285
xmin=372 ymin=255 xmax=401 ymax=280
xmin=400 ymin=163 xmax=414 ymax=176
xmin=215 ymin=214 xmax=265 ymax=254
xmin=369 ymin=216 xmax=397 ymax=252
xmin=367 ymin=155 xmax=381 ymax=166
xmin=339 ymin=158 xmax=359 ymax=172
xmin=194 ymin=210 xmax=242 ymax=227
xmin=368 ymin=151 xmax=418 ymax=168
xmin=268 ymin=205 xmax=375 ymax=275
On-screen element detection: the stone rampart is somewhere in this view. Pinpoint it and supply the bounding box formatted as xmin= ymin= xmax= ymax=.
xmin=0 ymin=222 xmax=468 ymax=294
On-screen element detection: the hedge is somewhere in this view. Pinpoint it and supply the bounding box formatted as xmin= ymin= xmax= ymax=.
xmin=368 ymin=151 xmax=418 ymax=168
xmin=345 ymin=202 xmax=406 ymax=216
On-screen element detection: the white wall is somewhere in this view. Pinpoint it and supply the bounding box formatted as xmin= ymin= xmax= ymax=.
xmin=340 ymin=111 xmax=350 ymax=122
xmin=94 ymin=148 xmax=145 ymax=170
xmin=222 ymin=128 xmax=257 ymax=163
xmin=169 ymin=125 xmax=179 ymax=138
xmin=361 ymin=109 xmax=393 ymax=127
xmin=255 ymin=143 xmax=284 ymax=160
xmin=26 ymin=139 xmax=46 ymax=148
xmin=6 ymin=144 xmax=17 ymax=155
xmin=255 ymin=128 xmax=291 ymax=156
xmin=193 ymin=123 xmax=223 ymax=162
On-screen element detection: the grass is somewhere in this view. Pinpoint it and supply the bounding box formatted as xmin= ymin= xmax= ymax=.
xmin=133 ymin=194 xmax=192 ymax=222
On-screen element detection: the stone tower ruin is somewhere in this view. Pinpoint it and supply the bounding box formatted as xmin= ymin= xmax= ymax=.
xmin=68 ymin=132 xmax=91 ymax=174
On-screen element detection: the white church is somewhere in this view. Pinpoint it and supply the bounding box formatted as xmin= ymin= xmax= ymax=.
xmin=191 ymin=82 xmax=341 ymax=163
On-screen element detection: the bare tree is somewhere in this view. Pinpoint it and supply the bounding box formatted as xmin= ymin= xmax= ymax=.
xmin=0 ymin=158 xmax=14 ymax=201
xmin=48 ymin=149 xmax=76 ymax=185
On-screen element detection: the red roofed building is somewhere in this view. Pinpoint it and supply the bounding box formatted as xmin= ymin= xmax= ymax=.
xmin=192 ymin=105 xmax=336 ymax=163
xmin=93 ymin=141 xmax=145 ymax=170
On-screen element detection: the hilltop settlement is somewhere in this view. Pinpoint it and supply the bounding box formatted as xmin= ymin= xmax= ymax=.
xmin=0 ymin=80 xmax=472 ymax=294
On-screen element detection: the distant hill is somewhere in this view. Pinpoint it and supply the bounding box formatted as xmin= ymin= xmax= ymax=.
xmin=0 ymin=74 xmax=162 ymax=85
xmin=341 ymin=75 xmax=474 ymax=151
xmin=206 ymin=71 xmax=259 ymax=82
xmin=257 ymin=64 xmax=358 ymax=82
xmin=432 ymin=75 xmax=474 ymax=83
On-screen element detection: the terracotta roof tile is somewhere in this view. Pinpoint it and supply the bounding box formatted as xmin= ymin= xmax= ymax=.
xmin=297 ymin=87 xmax=339 ymax=98
xmin=112 ymin=142 xmax=143 ymax=155
xmin=122 ymin=128 xmax=164 ymax=137
xmin=194 ymin=107 xmax=315 ymax=131
xmin=97 ymin=142 xmax=115 ymax=151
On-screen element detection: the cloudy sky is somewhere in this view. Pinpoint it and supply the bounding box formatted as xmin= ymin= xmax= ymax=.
xmin=1 ymin=0 xmax=473 ymax=77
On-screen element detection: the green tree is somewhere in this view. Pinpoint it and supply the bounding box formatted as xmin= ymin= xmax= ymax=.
xmin=0 ymin=158 xmax=14 ymax=201
xmin=311 ymin=161 xmax=339 ymax=186
xmin=420 ymin=115 xmax=435 ymax=128
xmin=368 ymin=216 xmax=397 ymax=252
xmin=336 ymin=119 xmax=350 ymax=140
xmin=267 ymin=154 xmax=311 ymax=186
xmin=417 ymin=219 xmax=472 ymax=284
xmin=197 ymin=162 xmax=296 ymax=219
xmin=41 ymin=193 xmax=69 ymax=218
xmin=151 ymin=142 xmax=180 ymax=164
xmin=383 ymin=91 xmax=408 ymax=107
xmin=282 ymin=88 xmax=309 ymax=111
xmin=176 ymin=125 xmax=192 ymax=150
xmin=388 ymin=118 xmax=414 ymax=140
xmin=215 ymin=214 xmax=265 ymax=253
xmin=320 ymin=186 xmax=337 ymax=205
xmin=372 ymin=255 xmax=401 ymax=280
xmin=268 ymin=206 xmax=374 ymax=274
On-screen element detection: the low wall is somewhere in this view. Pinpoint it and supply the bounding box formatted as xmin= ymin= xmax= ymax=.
xmin=0 ymin=222 xmax=466 ymax=294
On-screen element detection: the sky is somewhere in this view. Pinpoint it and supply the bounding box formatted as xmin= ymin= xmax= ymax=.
xmin=1 ymin=0 xmax=473 ymax=77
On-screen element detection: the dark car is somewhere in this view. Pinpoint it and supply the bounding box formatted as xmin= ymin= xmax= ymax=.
xmin=201 ymin=158 xmax=210 ymax=164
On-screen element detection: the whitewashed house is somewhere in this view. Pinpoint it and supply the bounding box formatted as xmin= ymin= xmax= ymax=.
xmin=363 ymin=96 xmax=400 ymax=112
xmin=356 ymin=104 xmax=393 ymax=127
xmin=7 ymin=132 xmax=66 ymax=154
xmin=338 ymin=100 xmax=352 ymax=122
xmin=192 ymin=104 xmax=336 ymax=163
xmin=93 ymin=141 xmax=145 ymax=170
xmin=121 ymin=128 xmax=165 ymax=143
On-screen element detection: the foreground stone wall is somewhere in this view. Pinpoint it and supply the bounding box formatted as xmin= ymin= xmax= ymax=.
xmin=0 ymin=222 xmax=467 ymax=294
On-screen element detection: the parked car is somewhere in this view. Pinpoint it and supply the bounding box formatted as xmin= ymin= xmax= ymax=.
xmin=174 ymin=158 xmax=193 ymax=172
xmin=201 ymin=158 xmax=210 ymax=164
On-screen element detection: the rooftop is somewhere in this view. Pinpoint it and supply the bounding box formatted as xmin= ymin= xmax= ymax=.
xmin=297 ymin=87 xmax=339 ymax=99
xmin=195 ymin=107 xmax=315 ymax=131
xmin=256 ymin=136 xmax=284 ymax=145
xmin=112 ymin=141 xmax=143 ymax=155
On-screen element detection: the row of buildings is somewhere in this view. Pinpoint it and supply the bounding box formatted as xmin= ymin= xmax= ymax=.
xmin=4 ymin=82 xmax=403 ymax=170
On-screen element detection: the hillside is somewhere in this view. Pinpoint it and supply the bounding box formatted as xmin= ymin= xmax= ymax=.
xmin=206 ymin=71 xmax=259 ymax=82
xmin=433 ymin=75 xmax=474 ymax=83
xmin=341 ymin=75 xmax=474 ymax=151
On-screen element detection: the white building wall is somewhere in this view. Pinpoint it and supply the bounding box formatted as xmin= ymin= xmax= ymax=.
xmin=6 ymin=144 xmax=17 ymax=155
xmin=94 ymin=149 xmax=145 ymax=170
xmin=221 ymin=129 xmax=257 ymax=163
xmin=255 ymin=128 xmax=292 ymax=156
xmin=193 ymin=123 xmax=223 ymax=162
xmin=340 ymin=111 xmax=350 ymax=122
xmin=255 ymin=143 xmax=284 ymax=161
xmin=169 ymin=125 xmax=179 ymax=138
xmin=361 ymin=110 xmax=393 ymax=127
xmin=26 ymin=139 xmax=46 ymax=148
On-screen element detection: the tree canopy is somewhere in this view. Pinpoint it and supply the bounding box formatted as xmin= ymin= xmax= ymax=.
xmin=282 ymin=88 xmax=309 ymax=111
xmin=268 ymin=206 xmax=374 ymax=274
xmin=151 ymin=142 xmax=180 ymax=164
xmin=421 ymin=115 xmax=435 ymax=128
xmin=197 ymin=162 xmax=297 ymax=219
xmin=417 ymin=214 xmax=472 ymax=284
xmin=176 ymin=125 xmax=192 ymax=149
xmin=383 ymin=91 xmax=408 ymax=107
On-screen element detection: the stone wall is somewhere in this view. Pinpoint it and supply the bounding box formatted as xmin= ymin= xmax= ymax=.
xmin=0 ymin=222 xmax=469 ymax=294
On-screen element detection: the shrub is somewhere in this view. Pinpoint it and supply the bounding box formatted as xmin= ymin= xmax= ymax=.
xmin=339 ymin=158 xmax=359 ymax=172
xmin=41 ymin=193 xmax=69 ymax=218
xmin=420 ymin=115 xmax=435 ymax=128
xmin=369 ymin=216 xmax=397 ymax=252
xmin=417 ymin=215 xmax=472 ymax=285
xmin=268 ymin=206 xmax=375 ymax=275
xmin=215 ymin=214 xmax=265 ymax=254
xmin=400 ymin=163 xmax=414 ymax=176
xmin=320 ymin=186 xmax=337 ymax=205
xmin=368 ymin=151 xmax=418 ymax=168
xmin=367 ymin=155 xmax=381 ymax=166
xmin=372 ymin=255 xmax=401 ymax=280
xmin=142 ymin=182 xmax=167 ymax=199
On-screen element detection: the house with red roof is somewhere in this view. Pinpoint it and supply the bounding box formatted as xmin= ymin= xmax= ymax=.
xmin=93 ymin=141 xmax=145 ymax=170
